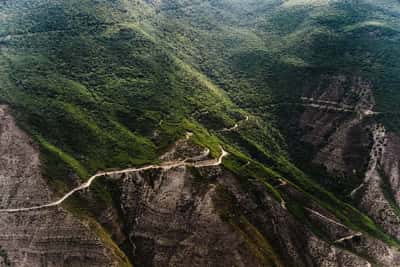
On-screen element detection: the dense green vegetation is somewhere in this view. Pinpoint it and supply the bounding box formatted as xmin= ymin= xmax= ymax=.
xmin=2 ymin=0 xmax=400 ymax=264
xmin=147 ymin=0 xmax=400 ymax=114
xmin=1 ymin=0 xmax=241 ymax=176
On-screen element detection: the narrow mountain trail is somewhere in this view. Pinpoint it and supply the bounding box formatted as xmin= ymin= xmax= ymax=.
xmin=334 ymin=232 xmax=363 ymax=243
xmin=0 ymin=145 xmax=228 ymax=213
xmin=305 ymin=208 xmax=366 ymax=246
xmin=300 ymin=97 xmax=356 ymax=113
xmin=265 ymin=97 xmax=381 ymax=117
xmin=305 ymin=208 xmax=349 ymax=229
xmin=220 ymin=116 xmax=249 ymax=132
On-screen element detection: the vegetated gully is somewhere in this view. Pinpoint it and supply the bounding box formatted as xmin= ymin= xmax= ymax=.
xmin=0 ymin=97 xmax=380 ymax=213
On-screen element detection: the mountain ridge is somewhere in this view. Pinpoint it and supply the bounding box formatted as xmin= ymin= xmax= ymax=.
xmin=1 ymin=0 xmax=400 ymax=266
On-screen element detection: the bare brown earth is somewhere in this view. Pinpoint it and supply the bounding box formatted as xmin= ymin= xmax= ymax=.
xmin=0 ymin=105 xmax=120 ymax=266
xmin=0 ymin=100 xmax=400 ymax=266
xmin=101 ymin=132 xmax=400 ymax=267
xmin=280 ymin=75 xmax=400 ymax=262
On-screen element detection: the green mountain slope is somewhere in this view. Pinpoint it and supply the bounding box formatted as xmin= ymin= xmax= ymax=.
xmin=2 ymin=0 xmax=400 ymax=266
xmin=146 ymin=0 xmax=400 ymax=114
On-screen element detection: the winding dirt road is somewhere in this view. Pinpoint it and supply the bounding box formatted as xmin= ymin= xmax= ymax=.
xmin=305 ymin=208 xmax=349 ymax=229
xmin=334 ymin=232 xmax=362 ymax=243
xmin=0 ymin=146 xmax=228 ymax=213
xmin=265 ymin=97 xmax=381 ymax=117
xmin=220 ymin=116 xmax=249 ymax=132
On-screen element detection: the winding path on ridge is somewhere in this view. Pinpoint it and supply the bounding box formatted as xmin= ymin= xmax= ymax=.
xmin=220 ymin=116 xmax=249 ymax=132
xmin=0 ymin=98 xmax=380 ymax=216
xmin=0 ymin=111 xmax=251 ymax=214
xmin=0 ymin=144 xmax=228 ymax=213
xmin=264 ymin=97 xmax=383 ymax=117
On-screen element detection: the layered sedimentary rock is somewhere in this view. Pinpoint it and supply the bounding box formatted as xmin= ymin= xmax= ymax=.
xmin=105 ymin=135 xmax=400 ymax=267
xmin=284 ymin=75 xmax=400 ymax=261
xmin=0 ymin=100 xmax=399 ymax=266
xmin=299 ymin=75 xmax=374 ymax=177
xmin=0 ymin=105 xmax=117 ymax=267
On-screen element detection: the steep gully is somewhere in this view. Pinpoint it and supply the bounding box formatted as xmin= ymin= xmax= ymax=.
xmin=187 ymin=97 xmax=381 ymax=246
xmin=272 ymin=96 xmax=388 ymax=198
xmin=298 ymin=92 xmax=400 ymax=246
xmin=0 ymin=98 xmax=381 ymax=217
xmin=0 ymin=112 xmax=255 ymax=213
xmin=271 ymin=95 xmax=385 ymax=245
xmin=350 ymin=124 xmax=387 ymax=197
xmin=0 ymin=97 xmax=395 ymax=265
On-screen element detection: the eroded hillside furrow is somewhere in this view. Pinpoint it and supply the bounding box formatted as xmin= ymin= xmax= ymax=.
xmin=80 ymin=128 xmax=398 ymax=267
xmin=2 ymin=0 xmax=400 ymax=266
xmin=0 ymin=105 xmax=124 ymax=267
xmin=0 ymin=144 xmax=227 ymax=213
xmin=287 ymin=76 xmax=377 ymax=181
xmin=280 ymin=74 xmax=400 ymax=248
xmin=112 ymin=138 xmax=379 ymax=267
xmin=353 ymin=124 xmax=400 ymax=241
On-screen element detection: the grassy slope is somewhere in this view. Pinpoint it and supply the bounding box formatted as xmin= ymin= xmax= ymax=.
xmin=140 ymin=0 xmax=400 ymax=251
xmin=0 ymin=0 xmax=287 ymax=264
xmin=2 ymin=0 xmax=400 ymax=264
xmin=1 ymin=0 xmax=239 ymax=175
xmin=150 ymin=0 xmax=400 ymax=113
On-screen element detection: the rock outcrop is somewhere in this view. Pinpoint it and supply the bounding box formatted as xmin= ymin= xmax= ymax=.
xmin=106 ymin=134 xmax=400 ymax=267
xmin=0 ymin=105 xmax=119 ymax=267
xmin=282 ymin=74 xmax=400 ymax=265
xmin=299 ymin=75 xmax=375 ymax=178
xmin=0 ymin=100 xmax=399 ymax=267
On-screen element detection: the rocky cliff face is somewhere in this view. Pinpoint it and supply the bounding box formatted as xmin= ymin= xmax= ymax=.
xmin=0 ymin=100 xmax=399 ymax=266
xmin=104 ymin=135 xmax=400 ymax=267
xmin=110 ymin=138 xmax=271 ymax=267
xmin=0 ymin=105 xmax=119 ymax=267
xmin=281 ymin=74 xmax=400 ymax=264
xmin=2 ymin=1 xmax=400 ymax=266
xmin=299 ymin=75 xmax=374 ymax=178
xmin=382 ymin=133 xmax=400 ymax=207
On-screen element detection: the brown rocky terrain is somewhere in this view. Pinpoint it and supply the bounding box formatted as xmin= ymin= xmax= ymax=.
xmin=299 ymin=75 xmax=375 ymax=177
xmin=101 ymin=133 xmax=400 ymax=267
xmin=0 ymin=105 xmax=121 ymax=267
xmin=0 ymin=101 xmax=399 ymax=266
xmin=279 ymin=75 xmax=400 ymax=263
xmin=2 ymin=0 xmax=400 ymax=266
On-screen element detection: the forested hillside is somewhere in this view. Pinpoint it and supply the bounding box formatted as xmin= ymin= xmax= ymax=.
xmin=1 ymin=0 xmax=400 ymax=266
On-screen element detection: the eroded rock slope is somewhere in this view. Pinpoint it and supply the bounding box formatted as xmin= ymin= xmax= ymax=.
xmin=107 ymin=135 xmax=400 ymax=267
xmin=282 ymin=74 xmax=400 ymax=260
xmin=0 ymin=105 xmax=119 ymax=267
